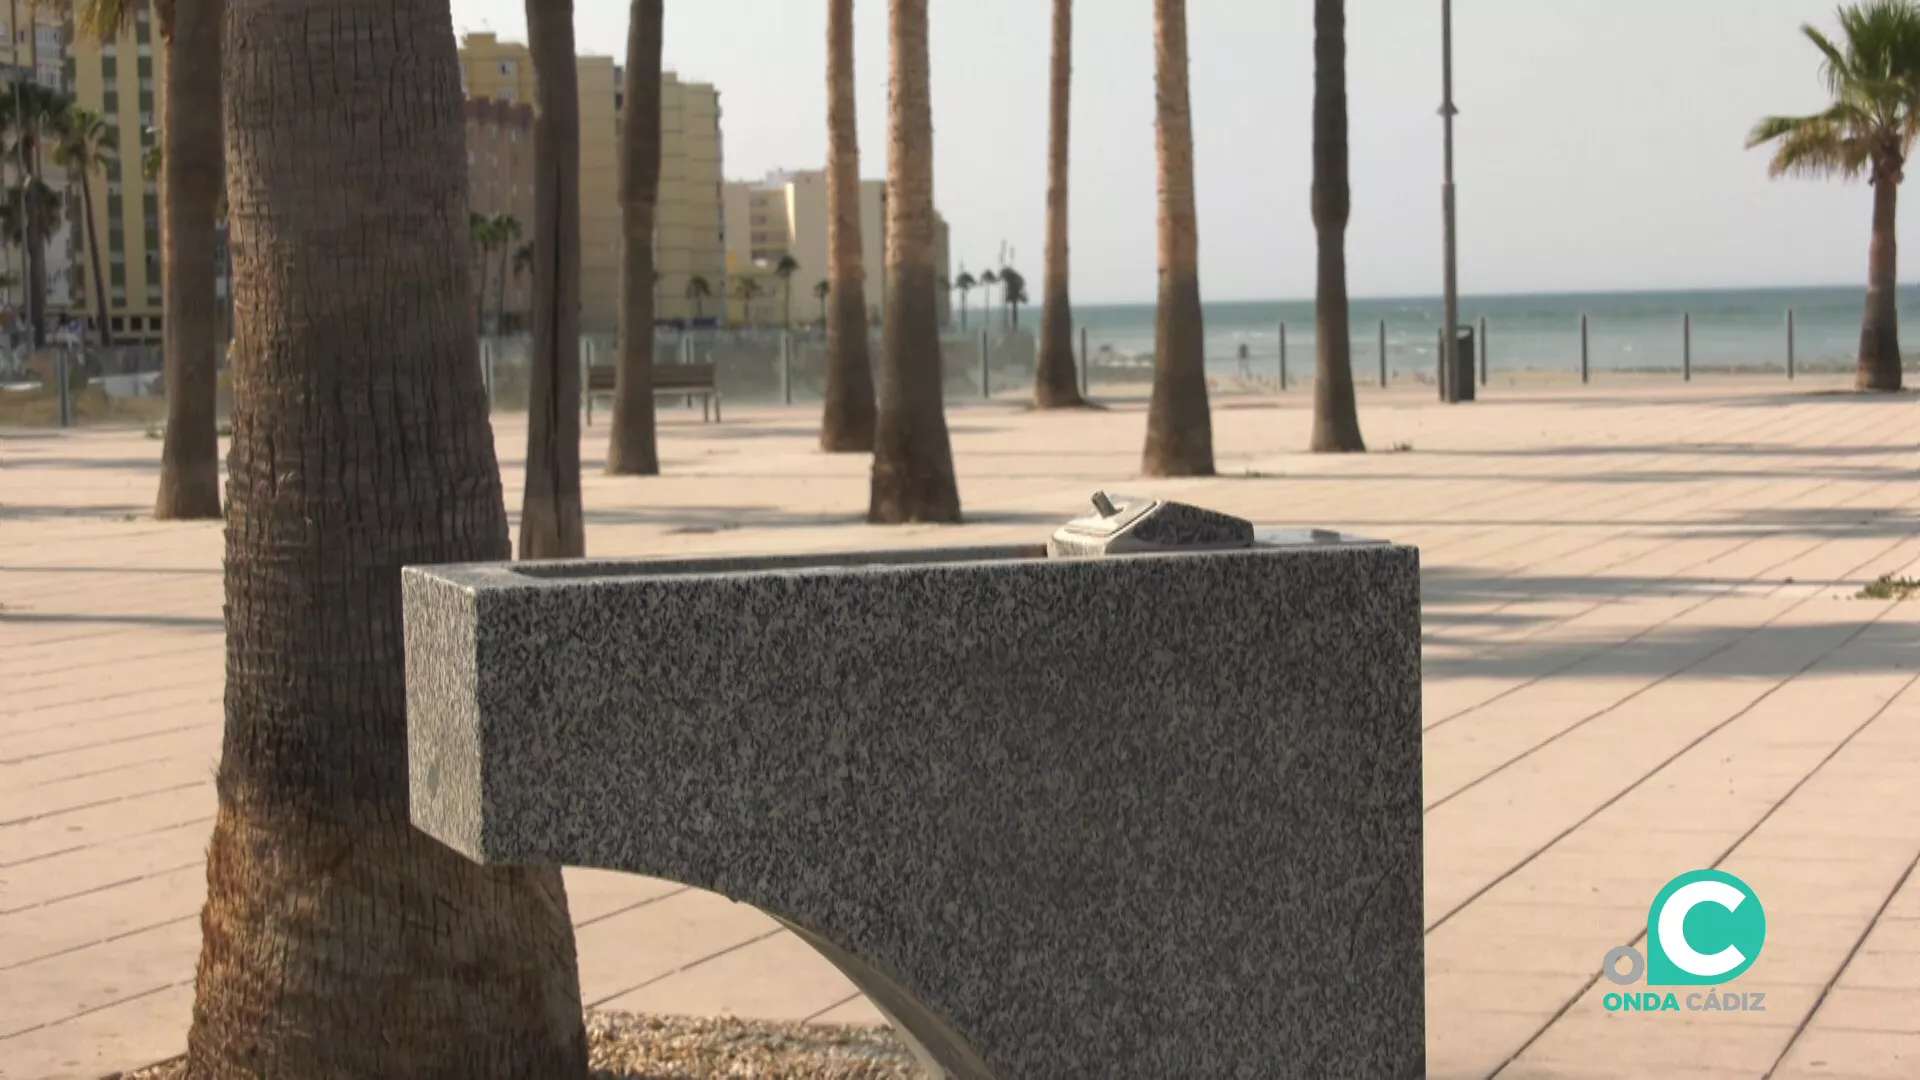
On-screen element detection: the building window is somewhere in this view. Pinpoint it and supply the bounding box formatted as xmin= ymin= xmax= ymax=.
xmin=101 ymin=56 xmax=116 ymax=77
xmin=498 ymin=59 xmax=517 ymax=77
xmin=105 ymin=158 xmax=121 ymax=182
xmin=101 ymin=41 xmax=114 ymax=58
xmin=498 ymin=87 xmax=516 ymax=104
xmin=110 ymin=316 xmax=124 ymax=332
xmin=110 ymin=264 xmax=124 ymax=286
xmin=134 ymin=16 xmax=149 ymax=44
xmin=145 ymin=229 xmax=159 ymax=253
xmin=102 ymin=91 xmax=117 ymax=113
xmin=137 ymin=55 xmax=151 ymax=78
xmin=150 ymin=316 xmax=161 ymax=333
xmin=128 ymin=316 xmax=143 ymax=331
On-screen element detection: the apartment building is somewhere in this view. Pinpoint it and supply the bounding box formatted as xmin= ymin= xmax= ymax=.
xmin=723 ymin=168 xmax=950 ymax=328
xmin=457 ymin=33 xmax=726 ymax=333
xmin=0 ymin=6 xmax=82 ymax=336
xmin=62 ymin=7 xmax=161 ymax=343
xmin=464 ymin=97 xmax=536 ymax=332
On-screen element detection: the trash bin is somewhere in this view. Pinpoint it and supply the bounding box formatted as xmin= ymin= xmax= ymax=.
xmin=1454 ymin=325 xmax=1476 ymax=402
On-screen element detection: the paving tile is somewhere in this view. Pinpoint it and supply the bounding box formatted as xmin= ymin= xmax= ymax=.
xmin=595 ymin=928 xmax=860 ymax=1021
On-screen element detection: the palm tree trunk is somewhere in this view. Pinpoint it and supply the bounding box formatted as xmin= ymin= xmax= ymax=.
xmin=26 ymin=217 xmax=45 ymax=346
xmin=522 ymin=0 xmax=586 ymax=556
xmin=821 ymin=0 xmax=877 ymax=452
xmin=186 ymin=0 xmax=589 ymax=1072
xmin=496 ymin=241 xmax=511 ymax=333
xmin=1141 ymin=0 xmax=1213 ymax=477
xmin=869 ymin=0 xmax=961 ymax=523
xmin=1859 ymin=164 xmax=1902 ymax=392
xmin=1309 ymin=0 xmax=1364 ymax=451
xmin=153 ymin=0 xmax=223 ymax=520
xmin=81 ymin=170 xmax=112 ymax=346
xmin=608 ymin=0 xmax=663 ymax=475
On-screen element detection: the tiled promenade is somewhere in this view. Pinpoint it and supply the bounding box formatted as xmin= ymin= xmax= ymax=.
xmin=5 ymin=376 xmax=1919 ymax=1078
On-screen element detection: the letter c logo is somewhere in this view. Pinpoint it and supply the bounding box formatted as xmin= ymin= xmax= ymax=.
xmin=1657 ymin=880 xmax=1748 ymax=977
xmin=1645 ymin=870 xmax=1766 ymax=986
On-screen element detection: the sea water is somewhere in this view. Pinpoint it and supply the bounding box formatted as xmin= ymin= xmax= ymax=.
xmin=1055 ymin=284 xmax=1920 ymax=378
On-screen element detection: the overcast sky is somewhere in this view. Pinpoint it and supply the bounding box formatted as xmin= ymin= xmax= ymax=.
xmin=449 ymin=0 xmax=1879 ymax=304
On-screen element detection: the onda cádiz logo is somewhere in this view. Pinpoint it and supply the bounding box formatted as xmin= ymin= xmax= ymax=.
xmin=1599 ymin=870 xmax=1769 ymax=1015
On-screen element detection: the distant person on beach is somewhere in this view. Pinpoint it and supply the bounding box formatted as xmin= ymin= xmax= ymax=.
xmin=1237 ymin=342 xmax=1251 ymax=379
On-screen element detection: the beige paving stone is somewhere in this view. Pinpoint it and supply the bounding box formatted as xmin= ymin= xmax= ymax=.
xmin=0 ymin=981 xmax=192 ymax=1080
xmin=806 ymin=993 xmax=888 ymax=1026
xmin=1773 ymin=1029 xmax=1920 ymax=1078
xmin=8 ymin=384 xmax=1920 ymax=1075
xmin=0 ymin=816 xmax=208 ymax=913
xmin=573 ymin=887 xmax=787 ymax=1009
xmin=0 ymin=862 xmax=203 ymax=969
xmin=562 ymin=867 xmax=689 ymax=927
xmin=0 ymin=917 xmax=199 ymax=1038
xmin=595 ymin=929 xmax=862 ymax=1021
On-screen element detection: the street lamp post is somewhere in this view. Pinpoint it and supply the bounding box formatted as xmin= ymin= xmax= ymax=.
xmin=1439 ymin=0 xmax=1467 ymax=403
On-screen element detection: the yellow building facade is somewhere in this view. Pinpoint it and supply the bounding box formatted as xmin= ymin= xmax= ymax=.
xmin=62 ymin=7 xmax=164 ymax=343
xmin=458 ymin=33 xmax=724 ymax=334
xmin=723 ymin=169 xmax=949 ymax=329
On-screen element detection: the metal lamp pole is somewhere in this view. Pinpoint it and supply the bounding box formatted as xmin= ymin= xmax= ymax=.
xmin=1439 ymin=0 xmax=1463 ymax=403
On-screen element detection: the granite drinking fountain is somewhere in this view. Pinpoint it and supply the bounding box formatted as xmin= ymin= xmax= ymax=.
xmin=402 ymin=494 xmax=1425 ymax=1078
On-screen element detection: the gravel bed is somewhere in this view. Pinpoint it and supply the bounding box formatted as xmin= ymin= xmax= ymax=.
xmin=105 ymin=1011 xmax=922 ymax=1079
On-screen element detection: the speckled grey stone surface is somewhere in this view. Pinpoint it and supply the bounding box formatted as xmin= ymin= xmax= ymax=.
xmin=403 ymin=537 xmax=1424 ymax=1079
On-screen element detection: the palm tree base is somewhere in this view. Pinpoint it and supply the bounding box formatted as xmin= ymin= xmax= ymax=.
xmin=868 ymin=468 xmax=961 ymax=524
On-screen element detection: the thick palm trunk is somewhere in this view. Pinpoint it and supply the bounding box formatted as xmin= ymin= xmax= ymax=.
xmin=1309 ymin=0 xmax=1364 ymax=451
xmin=496 ymin=244 xmax=511 ymax=332
xmin=26 ymin=220 xmax=45 ymax=345
xmin=1141 ymin=0 xmax=1213 ymax=477
xmin=821 ymin=0 xmax=877 ymax=452
xmin=187 ymin=0 xmax=589 ymax=1073
xmin=1033 ymin=0 xmax=1082 ymax=410
xmin=521 ymin=0 xmax=586 ymax=556
xmin=81 ymin=171 xmax=112 ymax=345
xmin=869 ymin=0 xmax=960 ymax=523
xmin=608 ymin=0 xmax=663 ymax=475
xmin=153 ymin=0 xmax=223 ymax=520
xmin=1859 ymin=165 xmax=1902 ymax=392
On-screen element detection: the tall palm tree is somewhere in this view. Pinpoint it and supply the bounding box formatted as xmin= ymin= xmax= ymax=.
xmin=870 ymin=0 xmax=961 ymax=524
xmin=954 ymin=268 xmax=976 ymax=330
xmin=0 ymin=81 xmax=69 ymax=349
xmin=1141 ymin=0 xmax=1213 ymax=476
xmin=685 ymin=273 xmax=711 ymax=320
xmin=522 ymin=0 xmax=586 ymax=558
xmin=1748 ymin=0 xmax=1920 ymax=392
xmin=52 ymin=105 xmax=115 ymax=346
xmin=512 ymin=239 xmax=535 ymax=326
xmin=774 ymin=252 xmax=800 ymax=326
xmin=999 ymin=266 xmax=1028 ymax=328
xmin=470 ymin=211 xmax=497 ymax=331
xmin=1034 ymin=0 xmax=1085 ymax=407
xmin=977 ymin=267 xmax=999 ymax=326
xmin=73 ymin=0 xmax=226 ymax=519
xmin=821 ymin=0 xmax=876 ymax=452
xmin=489 ymin=211 xmax=522 ymax=334
xmin=732 ymin=275 xmax=761 ymax=324
xmin=608 ymin=0 xmax=663 ymax=476
xmin=813 ymin=277 xmax=830 ymax=323
xmin=186 ymin=0 xmax=588 ymax=1072
xmin=1310 ymin=0 xmax=1365 ymax=450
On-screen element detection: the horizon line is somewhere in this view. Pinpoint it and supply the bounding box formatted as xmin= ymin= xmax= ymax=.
xmin=1058 ymin=281 xmax=1880 ymax=308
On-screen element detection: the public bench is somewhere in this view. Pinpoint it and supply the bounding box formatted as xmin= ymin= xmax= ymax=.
xmin=583 ymin=361 xmax=720 ymax=424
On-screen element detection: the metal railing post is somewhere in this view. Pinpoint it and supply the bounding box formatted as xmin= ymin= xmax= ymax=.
xmin=1378 ymin=319 xmax=1387 ymax=388
xmin=1580 ymin=314 xmax=1589 ymax=385
xmin=1682 ymin=312 xmax=1691 ymax=382
xmin=1278 ymin=322 xmax=1288 ymax=391
xmin=1478 ymin=315 xmax=1487 ymax=386
xmin=979 ymin=328 xmax=990 ymax=400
